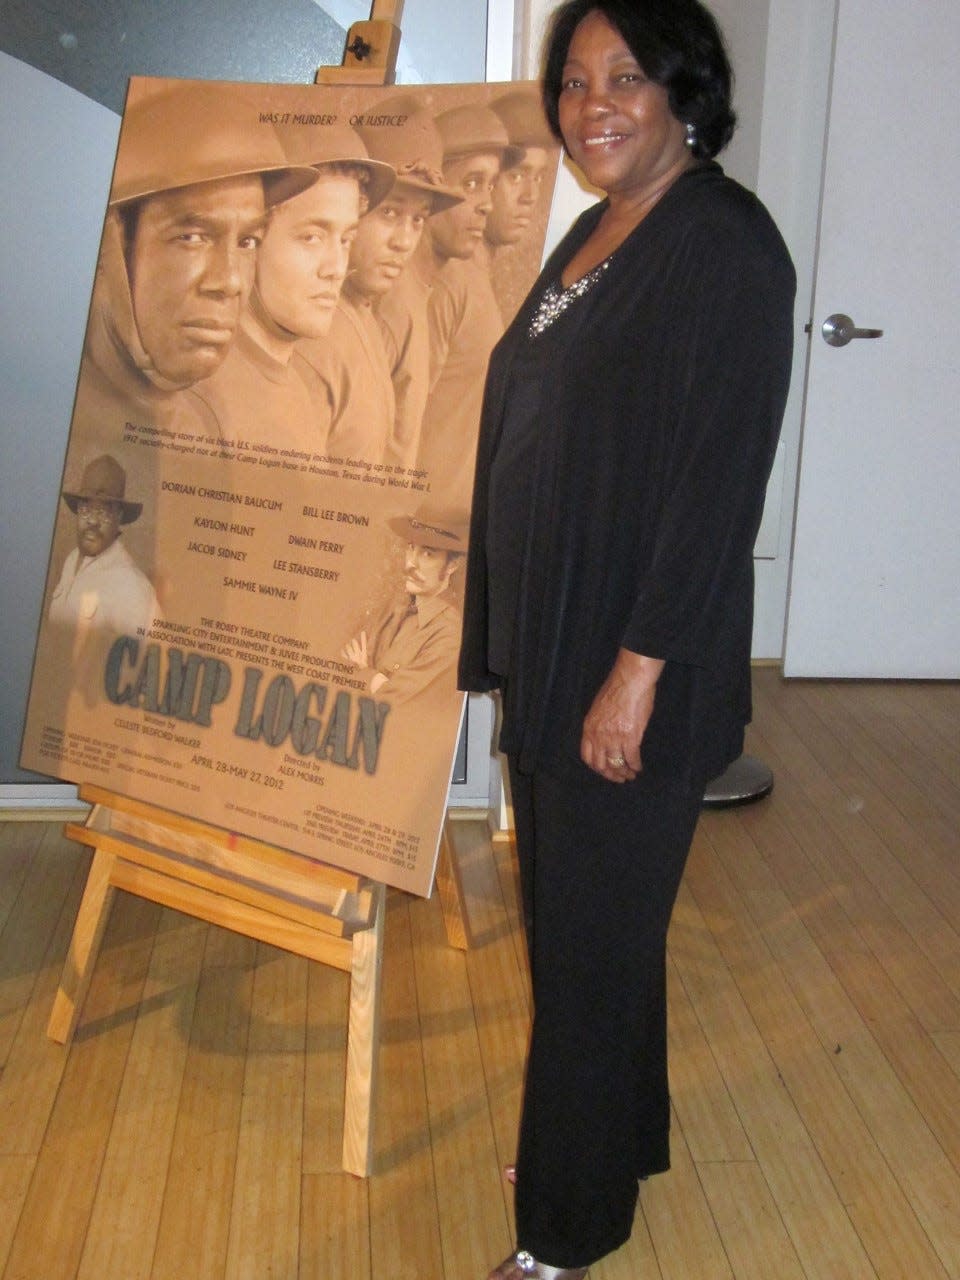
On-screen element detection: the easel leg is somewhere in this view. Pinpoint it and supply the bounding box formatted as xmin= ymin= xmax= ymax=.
xmin=436 ymin=818 xmax=474 ymax=951
xmin=341 ymin=880 xmax=386 ymax=1176
xmin=47 ymin=845 xmax=117 ymax=1044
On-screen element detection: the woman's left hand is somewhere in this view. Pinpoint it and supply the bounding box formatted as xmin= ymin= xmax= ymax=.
xmin=580 ymin=649 xmax=665 ymax=782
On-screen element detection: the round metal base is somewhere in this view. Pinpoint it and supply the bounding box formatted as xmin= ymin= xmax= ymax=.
xmin=702 ymin=753 xmax=774 ymax=809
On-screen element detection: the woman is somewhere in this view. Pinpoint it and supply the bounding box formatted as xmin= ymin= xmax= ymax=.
xmin=457 ymin=2 xmax=796 ymax=1277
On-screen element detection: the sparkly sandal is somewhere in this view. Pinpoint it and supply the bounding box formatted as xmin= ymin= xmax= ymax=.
xmin=487 ymin=1250 xmax=588 ymax=1279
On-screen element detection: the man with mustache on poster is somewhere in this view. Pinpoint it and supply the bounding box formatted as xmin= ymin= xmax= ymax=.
xmin=75 ymin=82 xmax=317 ymax=443
xmin=341 ymin=511 xmax=466 ymax=706
xmin=47 ymin=453 xmax=160 ymax=701
xmin=50 ymin=454 xmax=159 ymax=637
xmin=299 ymin=102 xmax=462 ymax=468
xmin=194 ymin=121 xmax=393 ymax=451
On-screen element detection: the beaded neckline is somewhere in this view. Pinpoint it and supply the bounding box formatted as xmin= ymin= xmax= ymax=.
xmin=528 ymin=259 xmax=611 ymax=338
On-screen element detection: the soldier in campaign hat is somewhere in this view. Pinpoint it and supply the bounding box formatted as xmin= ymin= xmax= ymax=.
xmin=246 ymin=116 xmax=394 ymax=347
xmin=111 ymin=85 xmax=317 ymax=381
xmin=414 ymin=100 xmax=516 ymax=510
xmin=75 ymin=81 xmax=319 ymax=439
xmin=427 ymin=102 xmax=518 ymax=264
xmin=194 ymin=118 xmax=394 ymax=451
xmin=341 ymin=507 xmax=468 ymax=705
xmin=351 ymin=99 xmax=463 ymax=297
xmin=486 ymin=89 xmax=556 ymax=249
xmin=300 ymin=98 xmax=465 ymax=467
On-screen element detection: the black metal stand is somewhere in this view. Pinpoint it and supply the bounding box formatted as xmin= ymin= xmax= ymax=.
xmin=702 ymin=753 xmax=773 ymax=808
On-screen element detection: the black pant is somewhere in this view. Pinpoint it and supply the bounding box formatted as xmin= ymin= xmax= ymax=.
xmin=508 ymin=759 xmax=703 ymax=1269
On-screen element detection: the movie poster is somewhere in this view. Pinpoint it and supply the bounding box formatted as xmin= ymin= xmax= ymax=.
xmin=20 ymin=75 xmax=560 ymax=895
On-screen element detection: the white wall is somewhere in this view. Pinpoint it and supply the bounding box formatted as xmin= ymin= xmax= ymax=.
xmin=0 ymin=53 xmax=121 ymax=786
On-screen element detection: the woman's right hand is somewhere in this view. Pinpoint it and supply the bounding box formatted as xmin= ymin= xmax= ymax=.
xmin=580 ymin=648 xmax=664 ymax=782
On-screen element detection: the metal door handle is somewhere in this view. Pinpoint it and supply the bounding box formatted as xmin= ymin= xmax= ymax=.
xmin=821 ymin=313 xmax=884 ymax=347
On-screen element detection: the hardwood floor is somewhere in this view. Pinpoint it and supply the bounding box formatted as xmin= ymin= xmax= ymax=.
xmin=1 ymin=668 xmax=958 ymax=1278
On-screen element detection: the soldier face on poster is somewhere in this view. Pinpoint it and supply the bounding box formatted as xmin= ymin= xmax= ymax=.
xmin=21 ymin=75 xmax=560 ymax=896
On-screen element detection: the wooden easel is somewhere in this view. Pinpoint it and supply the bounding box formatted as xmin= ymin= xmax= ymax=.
xmin=48 ymin=792 xmax=470 ymax=1177
xmin=46 ymin=0 xmax=474 ymax=1181
xmin=315 ymin=0 xmax=404 ymax=86
xmin=48 ymin=784 xmax=385 ymax=1175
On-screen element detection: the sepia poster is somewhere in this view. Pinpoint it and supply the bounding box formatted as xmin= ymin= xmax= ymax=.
xmin=20 ymin=75 xmax=560 ymax=896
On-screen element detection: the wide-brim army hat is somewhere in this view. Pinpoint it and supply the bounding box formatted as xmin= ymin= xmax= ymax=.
xmin=109 ymin=81 xmax=319 ymax=209
xmin=490 ymin=88 xmax=556 ymax=157
xmin=276 ymin=118 xmax=396 ymax=211
xmin=388 ymin=511 xmax=469 ymax=553
xmin=61 ymin=454 xmax=142 ymax=524
xmin=353 ymin=96 xmax=464 ymax=212
xmin=434 ymin=102 xmax=523 ymax=168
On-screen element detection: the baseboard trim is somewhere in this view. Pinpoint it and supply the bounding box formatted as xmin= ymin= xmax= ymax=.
xmin=0 ymin=783 xmax=87 ymax=821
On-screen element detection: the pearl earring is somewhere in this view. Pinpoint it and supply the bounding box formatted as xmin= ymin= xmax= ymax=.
xmin=684 ymin=122 xmax=697 ymax=149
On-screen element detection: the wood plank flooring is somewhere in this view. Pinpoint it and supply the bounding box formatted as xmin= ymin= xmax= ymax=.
xmin=1 ymin=668 xmax=958 ymax=1278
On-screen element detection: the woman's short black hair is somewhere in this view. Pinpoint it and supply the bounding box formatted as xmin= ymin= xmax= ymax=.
xmin=541 ymin=0 xmax=736 ymax=161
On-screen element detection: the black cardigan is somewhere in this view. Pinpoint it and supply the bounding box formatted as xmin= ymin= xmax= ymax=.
xmin=458 ymin=163 xmax=796 ymax=788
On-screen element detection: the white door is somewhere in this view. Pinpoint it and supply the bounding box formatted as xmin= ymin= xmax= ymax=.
xmin=783 ymin=0 xmax=960 ymax=677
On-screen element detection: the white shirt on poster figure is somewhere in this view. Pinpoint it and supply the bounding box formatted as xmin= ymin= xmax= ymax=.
xmin=48 ymin=455 xmax=161 ymax=698
xmin=49 ymin=536 xmax=159 ymax=638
